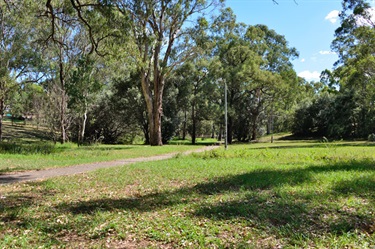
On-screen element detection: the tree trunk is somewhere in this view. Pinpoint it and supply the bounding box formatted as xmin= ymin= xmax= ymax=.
xmin=79 ymin=108 xmax=88 ymax=145
xmin=182 ymin=109 xmax=187 ymax=140
xmin=218 ymin=123 xmax=222 ymax=141
xmin=141 ymin=74 xmax=163 ymax=146
xmin=191 ymin=103 xmax=196 ymax=145
xmin=251 ymin=112 xmax=259 ymax=141
xmin=0 ymin=98 xmax=3 ymax=141
xmin=266 ymin=115 xmax=271 ymax=135
xmin=59 ymin=46 xmax=67 ymax=144
xmin=142 ymin=121 xmax=150 ymax=145
xmin=251 ymin=89 xmax=262 ymax=141
xmin=227 ymin=116 xmax=233 ymax=144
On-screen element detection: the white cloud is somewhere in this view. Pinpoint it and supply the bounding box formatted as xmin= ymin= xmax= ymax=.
xmin=325 ymin=10 xmax=340 ymax=24
xmin=319 ymin=50 xmax=336 ymax=55
xmin=301 ymin=58 xmax=305 ymax=62
xmin=298 ymin=71 xmax=321 ymax=81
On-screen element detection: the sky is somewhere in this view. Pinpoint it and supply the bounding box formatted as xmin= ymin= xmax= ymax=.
xmin=225 ymin=0 xmax=375 ymax=82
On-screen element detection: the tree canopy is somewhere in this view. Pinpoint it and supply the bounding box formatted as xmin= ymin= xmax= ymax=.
xmin=1 ymin=0 xmax=373 ymax=144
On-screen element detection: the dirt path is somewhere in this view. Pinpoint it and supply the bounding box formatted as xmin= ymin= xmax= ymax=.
xmin=0 ymin=146 xmax=219 ymax=185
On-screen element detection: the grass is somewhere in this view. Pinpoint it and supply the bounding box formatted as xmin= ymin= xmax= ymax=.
xmin=0 ymin=143 xmax=207 ymax=173
xmin=169 ymin=137 xmax=219 ymax=145
xmin=1 ymin=121 xmax=51 ymax=143
xmin=0 ymin=123 xmax=207 ymax=173
xmin=1 ymin=140 xmax=374 ymax=248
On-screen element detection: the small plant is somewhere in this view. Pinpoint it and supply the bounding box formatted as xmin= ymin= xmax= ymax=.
xmin=368 ymin=133 xmax=375 ymax=142
xmin=322 ymin=136 xmax=329 ymax=143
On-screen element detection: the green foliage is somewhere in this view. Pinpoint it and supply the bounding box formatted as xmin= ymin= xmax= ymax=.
xmin=210 ymin=10 xmax=300 ymax=142
xmin=324 ymin=0 xmax=375 ymax=139
xmin=368 ymin=133 xmax=375 ymax=142
xmin=292 ymin=91 xmax=372 ymax=138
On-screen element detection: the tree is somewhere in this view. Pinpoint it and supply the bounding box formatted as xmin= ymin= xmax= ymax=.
xmin=245 ymin=24 xmax=299 ymax=140
xmin=211 ymin=8 xmax=299 ymax=142
xmin=114 ymin=0 xmax=223 ymax=145
xmin=0 ymin=0 xmax=42 ymax=141
xmin=109 ymin=71 xmax=150 ymax=144
xmin=40 ymin=0 xmax=104 ymax=143
xmin=211 ymin=8 xmax=261 ymax=143
xmin=43 ymin=0 xmax=222 ymax=145
xmin=331 ymin=0 xmax=375 ymax=137
xmin=68 ymin=55 xmax=102 ymax=145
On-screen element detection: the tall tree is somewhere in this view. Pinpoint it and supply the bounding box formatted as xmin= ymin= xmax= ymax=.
xmin=244 ymin=24 xmax=299 ymax=140
xmin=211 ymin=8 xmax=262 ymax=143
xmin=114 ymin=0 xmax=222 ymax=145
xmin=331 ymin=0 xmax=375 ymax=137
xmin=68 ymin=55 xmax=102 ymax=145
xmin=45 ymin=0 xmax=222 ymax=145
xmin=41 ymin=0 xmax=102 ymax=143
xmin=0 ymin=0 xmax=41 ymax=141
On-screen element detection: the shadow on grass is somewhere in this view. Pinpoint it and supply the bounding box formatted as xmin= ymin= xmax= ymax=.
xmin=79 ymin=146 xmax=135 ymax=151
xmin=168 ymin=139 xmax=219 ymax=146
xmin=54 ymin=159 xmax=375 ymax=239
xmin=248 ymin=142 xmax=375 ymax=151
xmin=0 ymin=182 xmax=56 ymax=223
xmin=2 ymin=123 xmax=51 ymax=141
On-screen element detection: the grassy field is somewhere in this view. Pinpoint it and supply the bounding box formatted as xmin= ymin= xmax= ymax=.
xmin=0 ymin=143 xmax=207 ymax=173
xmin=1 ymin=139 xmax=374 ymax=248
xmin=0 ymin=123 xmax=208 ymax=173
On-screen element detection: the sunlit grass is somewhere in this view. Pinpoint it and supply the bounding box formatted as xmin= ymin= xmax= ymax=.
xmin=1 ymin=141 xmax=374 ymax=248
xmin=0 ymin=143 xmax=205 ymax=172
xmin=0 ymin=122 xmax=207 ymax=173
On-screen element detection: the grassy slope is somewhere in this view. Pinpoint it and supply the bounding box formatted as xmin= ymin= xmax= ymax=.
xmin=1 ymin=121 xmax=51 ymax=142
xmin=1 ymin=140 xmax=374 ymax=248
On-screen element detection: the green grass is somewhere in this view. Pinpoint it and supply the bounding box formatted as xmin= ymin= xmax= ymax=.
xmin=0 ymin=143 xmax=205 ymax=173
xmin=0 ymin=123 xmax=206 ymax=173
xmin=1 ymin=141 xmax=375 ymax=248
xmin=169 ymin=137 xmax=219 ymax=145
xmin=1 ymin=121 xmax=51 ymax=143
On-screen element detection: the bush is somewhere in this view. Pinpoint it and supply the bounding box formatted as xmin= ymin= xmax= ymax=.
xmin=368 ymin=133 xmax=375 ymax=142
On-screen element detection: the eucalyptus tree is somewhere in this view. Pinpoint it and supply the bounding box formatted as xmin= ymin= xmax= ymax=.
xmin=172 ymin=58 xmax=219 ymax=144
xmin=40 ymin=0 xmax=106 ymax=143
xmin=44 ymin=0 xmax=223 ymax=145
xmin=113 ymin=0 xmax=224 ymax=145
xmin=169 ymin=16 xmax=220 ymax=144
xmin=211 ymin=8 xmax=299 ymax=142
xmin=244 ymin=24 xmax=299 ymax=140
xmin=211 ymin=8 xmax=263 ymax=143
xmin=68 ymin=55 xmax=103 ymax=145
xmin=331 ymin=0 xmax=375 ymax=137
xmin=0 ymin=0 xmax=42 ymax=141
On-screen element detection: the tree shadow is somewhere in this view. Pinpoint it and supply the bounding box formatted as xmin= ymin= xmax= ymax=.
xmin=0 ymin=174 xmax=33 ymax=183
xmin=249 ymin=142 xmax=375 ymax=150
xmin=55 ymin=159 xmax=375 ymax=239
xmin=0 ymin=181 xmax=56 ymax=223
xmin=79 ymin=146 xmax=135 ymax=151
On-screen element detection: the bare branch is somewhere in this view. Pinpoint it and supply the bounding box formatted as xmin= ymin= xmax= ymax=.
xmin=70 ymin=0 xmax=95 ymax=54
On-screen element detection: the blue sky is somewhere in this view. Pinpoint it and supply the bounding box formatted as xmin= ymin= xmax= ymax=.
xmin=225 ymin=0 xmax=348 ymax=81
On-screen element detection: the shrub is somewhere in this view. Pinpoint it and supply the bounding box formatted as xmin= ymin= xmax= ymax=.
xmin=368 ymin=133 xmax=375 ymax=142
